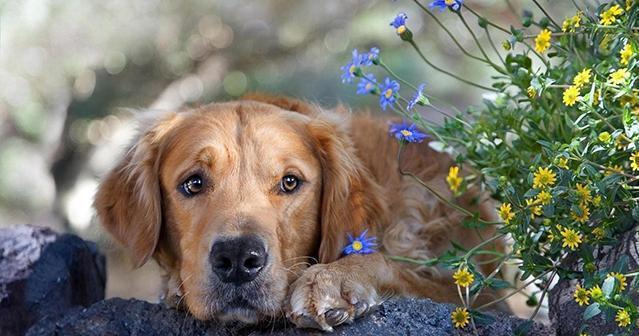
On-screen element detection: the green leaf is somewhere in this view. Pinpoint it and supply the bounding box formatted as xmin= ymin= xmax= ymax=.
xmin=486 ymin=278 xmax=511 ymax=289
xmin=514 ymin=320 xmax=533 ymax=336
xmin=583 ymin=303 xmax=601 ymax=320
xmin=613 ymin=255 xmax=629 ymax=273
xmin=471 ymin=310 xmax=496 ymax=326
xmin=632 ymin=206 xmax=639 ymax=222
xmin=602 ymin=277 xmax=616 ymax=298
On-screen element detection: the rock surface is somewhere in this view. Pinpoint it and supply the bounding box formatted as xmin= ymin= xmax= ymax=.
xmin=549 ymin=227 xmax=639 ymax=335
xmin=0 ymin=225 xmax=106 ymax=336
xmin=27 ymin=297 xmax=552 ymax=336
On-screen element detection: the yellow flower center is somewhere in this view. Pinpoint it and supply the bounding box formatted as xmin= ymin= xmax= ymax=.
xmin=352 ymin=240 xmax=363 ymax=251
xmin=365 ymin=83 xmax=373 ymax=90
xmin=396 ymin=25 xmax=406 ymax=34
xmin=400 ymin=130 xmax=413 ymax=137
xmin=445 ymin=0 xmax=455 ymax=5
xmin=384 ymin=88 xmax=393 ymax=98
xmin=349 ymin=65 xmax=356 ymax=74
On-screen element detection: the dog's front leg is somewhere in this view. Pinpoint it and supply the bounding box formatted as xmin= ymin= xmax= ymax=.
xmin=286 ymin=253 xmax=397 ymax=331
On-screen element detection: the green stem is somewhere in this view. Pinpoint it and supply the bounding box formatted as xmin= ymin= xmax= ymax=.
xmin=470 ymin=253 xmax=512 ymax=305
xmin=505 ymin=0 xmax=520 ymax=18
xmin=457 ymin=12 xmax=508 ymax=75
xmin=529 ymin=270 xmax=555 ymax=321
xmin=397 ymin=149 xmax=503 ymax=226
xmin=461 ymin=4 xmax=510 ymax=34
xmin=520 ymin=40 xmax=551 ymax=68
xmin=408 ymin=40 xmax=498 ymax=92
xmin=388 ymin=255 xmax=438 ymax=265
xmin=476 ymin=269 xmax=552 ymax=310
xmin=378 ymin=61 xmax=419 ymax=91
xmin=485 ymin=27 xmax=506 ymax=65
xmin=464 ymin=234 xmax=506 ymax=259
xmin=532 ymin=0 xmax=560 ymax=28
xmin=412 ymin=0 xmax=488 ymax=63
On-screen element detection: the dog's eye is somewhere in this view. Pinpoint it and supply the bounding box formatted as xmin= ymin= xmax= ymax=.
xmin=280 ymin=175 xmax=301 ymax=194
xmin=180 ymin=175 xmax=204 ymax=196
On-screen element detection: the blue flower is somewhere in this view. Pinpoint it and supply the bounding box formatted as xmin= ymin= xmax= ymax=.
xmin=390 ymin=13 xmax=408 ymax=34
xmin=429 ymin=0 xmax=463 ymax=12
xmin=340 ymin=49 xmax=366 ymax=83
xmin=356 ymin=74 xmax=377 ymax=95
xmin=379 ymin=77 xmax=399 ymax=110
xmin=363 ymin=47 xmax=380 ymax=66
xmin=342 ymin=230 xmax=377 ymax=256
xmin=389 ymin=122 xmax=429 ymax=143
xmin=407 ymin=83 xmax=427 ymax=110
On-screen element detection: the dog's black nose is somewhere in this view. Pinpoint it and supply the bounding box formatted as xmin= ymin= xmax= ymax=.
xmin=210 ymin=235 xmax=267 ymax=285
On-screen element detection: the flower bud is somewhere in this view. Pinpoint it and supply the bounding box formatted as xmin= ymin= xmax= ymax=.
xmin=398 ymin=27 xmax=413 ymax=42
xmin=478 ymin=17 xmax=488 ymax=28
xmin=539 ymin=17 xmax=549 ymax=28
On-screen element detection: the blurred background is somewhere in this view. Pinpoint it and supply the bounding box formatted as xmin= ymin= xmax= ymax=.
xmin=0 ymin=0 xmax=575 ymax=316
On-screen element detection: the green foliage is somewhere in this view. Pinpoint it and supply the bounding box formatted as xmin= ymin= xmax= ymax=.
xmin=344 ymin=0 xmax=639 ymax=333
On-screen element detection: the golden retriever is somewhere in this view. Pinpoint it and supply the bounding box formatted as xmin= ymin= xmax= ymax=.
xmin=94 ymin=94 xmax=503 ymax=331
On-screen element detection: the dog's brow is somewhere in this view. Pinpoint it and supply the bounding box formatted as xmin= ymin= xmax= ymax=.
xmin=195 ymin=146 xmax=215 ymax=167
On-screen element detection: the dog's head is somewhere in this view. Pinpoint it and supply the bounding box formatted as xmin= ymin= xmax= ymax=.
xmin=95 ymin=98 xmax=385 ymax=323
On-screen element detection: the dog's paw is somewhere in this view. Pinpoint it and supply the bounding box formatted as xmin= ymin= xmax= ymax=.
xmin=286 ymin=263 xmax=381 ymax=331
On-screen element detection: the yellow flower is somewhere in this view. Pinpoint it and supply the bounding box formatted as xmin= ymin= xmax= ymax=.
xmin=561 ymin=227 xmax=583 ymax=250
xmin=447 ymin=166 xmax=463 ymax=193
xmin=609 ymin=68 xmax=630 ymax=85
xmin=533 ymin=167 xmax=557 ymax=189
xmin=606 ymin=164 xmax=623 ymax=176
xmin=563 ymin=85 xmax=580 ymax=106
xmin=527 ymin=86 xmax=536 ymax=98
xmin=621 ymin=43 xmax=634 ymax=65
xmin=536 ymin=190 xmax=552 ymax=205
xmin=571 ymin=204 xmax=590 ymax=223
xmin=617 ymin=134 xmax=631 ymax=150
xmin=608 ymin=272 xmax=628 ymax=291
xmin=557 ymin=157 xmax=569 ymax=169
xmin=598 ymin=131 xmax=611 ymax=143
xmin=575 ymin=183 xmax=592 ymax=204
xmin=600 ymin=4 xmax=624 ymax=25
xmin=592 ymin=195 xmax=602 ymax=207
xmin=592 ymin=91 xmax=600 ymax=106
xmin=534 ymin=29 xmax=552 ymax=53
xmin=526 ymin=198 xmax=542 ymax=219
xmin=573 ymin=68 xmax=592 ymax=88
xmin=616 ymin=309 xmax=632 ymax=327
xmin=631 ymin=151 xmax=639 ymax=171
xmin=574 ymin=284 xmax=590 ymax=306
xmin=453 ymin=267 xmax=474 ymax=288
xmin=451 ymin=307 xmax=470 ymax=329
xmin=499 ymin=203 xmax=515 ymax=224
xmin=562 ymin=11 xmax=582 ymax=32
xmin=589 ymin=285 xmax=604 ymax=300
xmin=620 ymin=94 xmax=639 ymax=107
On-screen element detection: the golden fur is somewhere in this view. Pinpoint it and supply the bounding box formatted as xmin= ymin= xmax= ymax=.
xmin=95 ymin=94 xmax=504 ymax=330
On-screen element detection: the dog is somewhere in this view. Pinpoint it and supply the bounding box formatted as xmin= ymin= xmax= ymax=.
xmin=94 ymin=94 xmax=504 ymax=331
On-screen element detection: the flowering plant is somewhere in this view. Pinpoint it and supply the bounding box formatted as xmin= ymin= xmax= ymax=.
xmin=341 ymin=0 xmax=639 ymax=334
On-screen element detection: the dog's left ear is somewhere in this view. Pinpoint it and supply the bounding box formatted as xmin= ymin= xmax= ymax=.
xmin=307 ymin=118 xmax=388 ymax=263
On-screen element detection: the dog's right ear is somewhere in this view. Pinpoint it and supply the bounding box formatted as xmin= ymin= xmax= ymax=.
xmin=94 ymin=113 xmax=179 ymax=268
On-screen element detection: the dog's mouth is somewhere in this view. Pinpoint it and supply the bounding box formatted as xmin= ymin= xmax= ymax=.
xmin=217 ymin=297 xmax=261 ymax=324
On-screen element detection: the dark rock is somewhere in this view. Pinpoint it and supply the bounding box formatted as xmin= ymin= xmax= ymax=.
xmin=27 ymin=297 xmax=552 ymax=336
xmin=549 ymin=228 xmax=639 ymax=335
xmin=0 ymin=225 xmax=106 ymax=336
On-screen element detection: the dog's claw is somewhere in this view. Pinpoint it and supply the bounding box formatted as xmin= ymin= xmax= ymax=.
xmin=290 ymin=314 xmax=334 ymax=332
xmin=325 ymin=308 xmax=350 ymax=326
